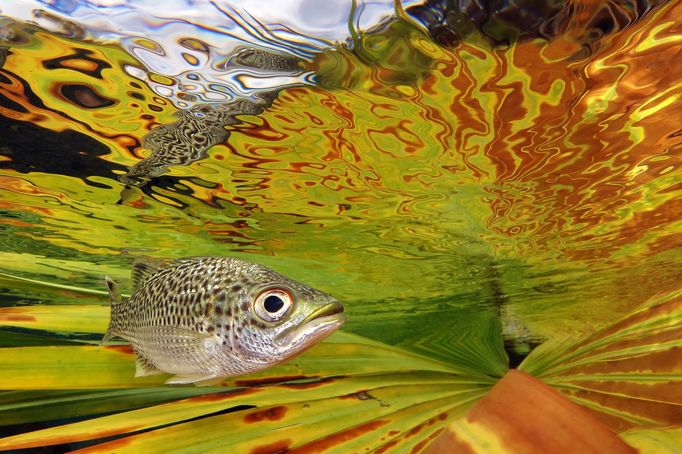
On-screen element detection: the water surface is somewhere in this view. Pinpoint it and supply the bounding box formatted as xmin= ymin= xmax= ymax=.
xmin=0 ymin=0 xmax=680 ymax=366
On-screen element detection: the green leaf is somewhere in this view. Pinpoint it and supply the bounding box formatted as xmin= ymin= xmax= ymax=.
xmin=620 ymin=427 xmax=682 ymax=453
xmin=0 ymin=373 xmax=484 ymax=450
xmin=0 ymin=305 xmax=109 ymax=335
xmin=519 ymin=290 xmax=682 ymax=432
xmin=0 ymin=388 xmax=224 ymax=426
xmin=0 ymin=336 xmax=492 ymax=451
xmin=0 ymin=331 xmax=487 ymax=390
xmin=69 ymin=380 xmax=485 ymax=453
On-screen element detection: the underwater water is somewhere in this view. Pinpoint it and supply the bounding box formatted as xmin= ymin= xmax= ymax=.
xmin=0 ymin=0 xmax=680 ymax=452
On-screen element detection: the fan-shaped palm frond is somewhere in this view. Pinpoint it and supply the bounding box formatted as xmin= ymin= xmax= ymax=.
xmin=0 ymin=303 xmax=497 ymax=452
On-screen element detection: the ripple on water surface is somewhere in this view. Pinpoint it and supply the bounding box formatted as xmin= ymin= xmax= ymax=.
xmin=0 ymin=0 xmax=679 ymax=358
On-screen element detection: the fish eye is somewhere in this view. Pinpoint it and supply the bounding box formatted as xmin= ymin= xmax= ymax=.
xmin=254 ymin=289 xmax=293 ymax=322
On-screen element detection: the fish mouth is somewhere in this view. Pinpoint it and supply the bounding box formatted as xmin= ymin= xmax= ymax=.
xmin=304 ymin=300 xmax=345 ymax=324
xmin=275 ymin=301 xmax=346 ymax=349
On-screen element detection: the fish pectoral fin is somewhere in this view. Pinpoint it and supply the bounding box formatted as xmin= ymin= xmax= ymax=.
xmin=135 ymin=327 xmax=223 ymax=384
xmin=135 ymin=353 xmax=163 ymax=377
xmin=142 ymin=325 xmax=223 ymax=367
xmin=165 ymin=374 xmax=221 ymax=385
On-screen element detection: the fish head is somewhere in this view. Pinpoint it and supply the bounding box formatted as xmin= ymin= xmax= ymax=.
xmin=230 ymin=265 xmax=346 ymax=364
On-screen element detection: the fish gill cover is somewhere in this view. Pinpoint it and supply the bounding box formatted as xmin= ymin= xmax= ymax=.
xmin=0 ymin=0 xmax=680 ymax=452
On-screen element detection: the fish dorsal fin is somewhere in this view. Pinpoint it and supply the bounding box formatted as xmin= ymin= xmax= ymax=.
xmin=132 ymin=257 xmax=170 ymax=291
xmin=104 ymin=276 xmax=121 ymax=303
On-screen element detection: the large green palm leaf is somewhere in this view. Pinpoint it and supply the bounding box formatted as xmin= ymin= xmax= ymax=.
xmin=0 ymin=284 xmax=500 ymax=452
xmin=519 ymin=290 xmax=682 ymax=432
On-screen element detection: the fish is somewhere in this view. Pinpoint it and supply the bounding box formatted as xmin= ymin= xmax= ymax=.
xmin=102 ymin=256 xmax=345 ymax=384
xmin=118 ymin=47 xmax=306 ymax=189
xmin=118 ymin=95 xmax=279 ymax=187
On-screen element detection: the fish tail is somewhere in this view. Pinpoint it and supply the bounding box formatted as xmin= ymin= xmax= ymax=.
xmin=101 ymin=276 xmax=122 ymax=345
